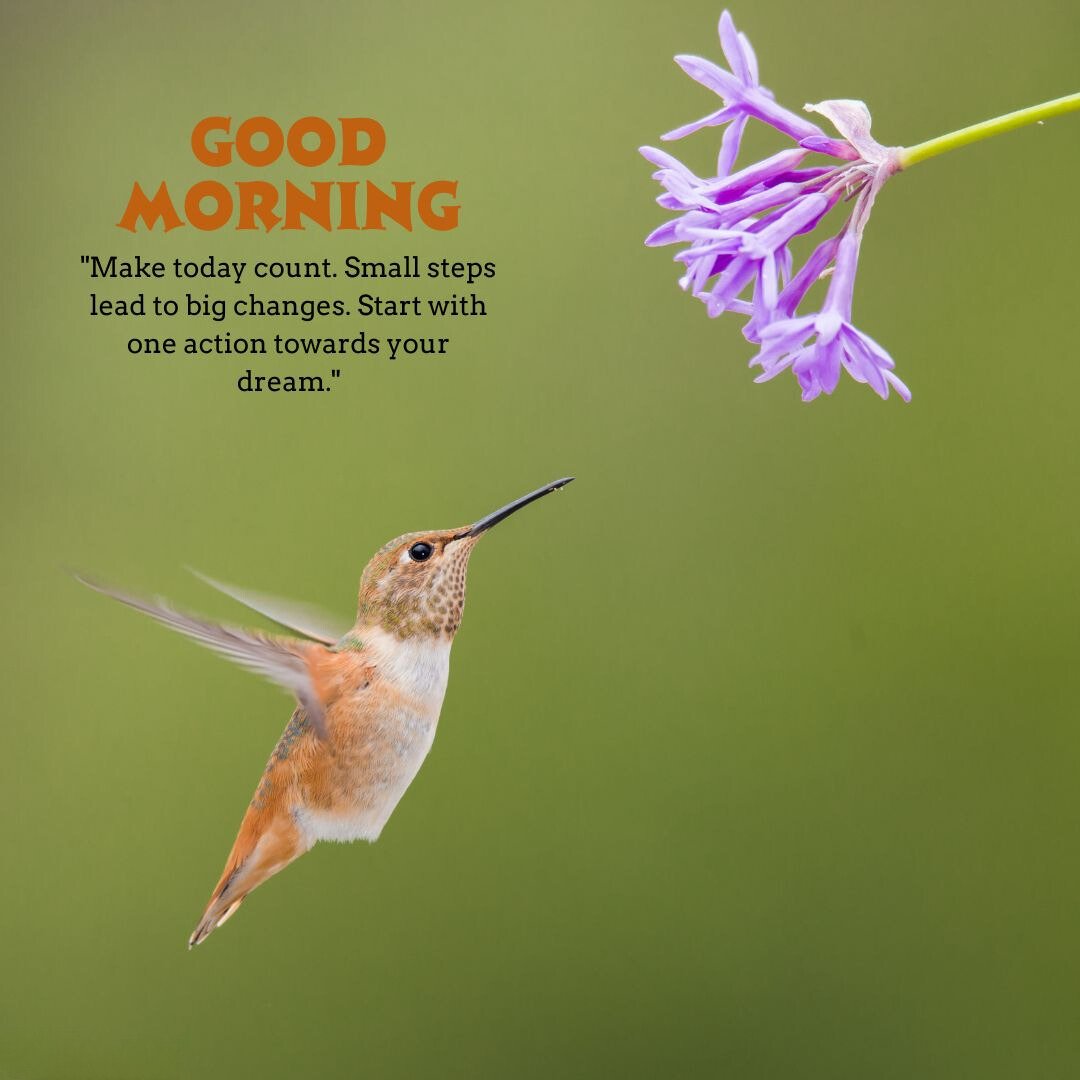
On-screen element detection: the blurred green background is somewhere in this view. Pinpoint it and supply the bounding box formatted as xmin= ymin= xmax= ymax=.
xmin=3 ymin=0 xmax=1080 ymax=1076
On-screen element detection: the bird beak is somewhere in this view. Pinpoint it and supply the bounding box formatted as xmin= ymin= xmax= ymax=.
xmin=461 ymin=477 xmax=575 ymax=538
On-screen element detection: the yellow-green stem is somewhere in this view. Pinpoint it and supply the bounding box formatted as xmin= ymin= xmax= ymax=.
xmin=898 ymin=92 xmax=1080 ymax=169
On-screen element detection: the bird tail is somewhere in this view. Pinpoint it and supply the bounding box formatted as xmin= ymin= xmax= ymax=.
xmin=188 ymin=869 xmax=250 ymax=948
xmin=188 ymin=812 xmax=308 ymax=948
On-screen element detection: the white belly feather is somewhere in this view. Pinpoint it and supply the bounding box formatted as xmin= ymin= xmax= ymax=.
xmin=296 ymin=630 xmax=452 ymax=846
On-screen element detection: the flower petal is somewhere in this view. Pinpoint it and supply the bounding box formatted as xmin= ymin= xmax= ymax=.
xmin=639 ymin=145 xmax=699 ymax=173
xmin=799 ymin=135 xmax=859 ymax=160
xmin=839 ymin=328 xmax=887 ymax=397
xmin=644 ymin=220 xmax=683 ymax=247
xmin=701 ymin=148 xmax=809 ymax=203
xmin=776 ymin=234 xmax=839 ymax=317
xmin=805 ymin=99 xmax=891 ymax=165
xmin=701 ymin=256 xmax=758 ymax=315
xmin=662 ymin=107 xmax=736 ymax=142
xmin=885 ymin=370 xmax=912 ymax=402
xmin=673 ymin=53 xmax=744 ymax=100
xmin=717 ymin=112 xmax=748 ymax=176
xmin=743 ymin=93 xmax=824 ymax=142
xmin=820 ymin=337 xmax=843 ymax=394
xmin=718 ymin=11 xmax=752 ymax=85
xmin=737 ymin=29 xmax=760 ymax=85
xmin=749 ymin=316 xmax=815 ymax=370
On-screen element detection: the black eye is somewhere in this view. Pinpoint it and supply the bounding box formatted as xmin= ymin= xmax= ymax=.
xmin=408 ymin=541 xmax=434 ymax=562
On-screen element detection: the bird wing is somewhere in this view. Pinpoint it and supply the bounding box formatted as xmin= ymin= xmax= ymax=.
xmin=187 ymin=569 xmax=350 ymax=646
xmin=76 ymin=575 xmax=330 ymax=739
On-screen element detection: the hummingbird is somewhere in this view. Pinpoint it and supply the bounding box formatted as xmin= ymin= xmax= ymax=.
xmin=78 ymin=477 xmax=574 ymax=947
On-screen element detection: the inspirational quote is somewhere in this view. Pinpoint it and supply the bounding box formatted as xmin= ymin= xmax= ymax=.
xmin=80 ymin=254 xmax=495 ymax=392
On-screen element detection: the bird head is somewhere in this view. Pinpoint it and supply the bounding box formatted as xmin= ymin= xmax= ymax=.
xmin=356 ymin=477 xmax=574 ymax=640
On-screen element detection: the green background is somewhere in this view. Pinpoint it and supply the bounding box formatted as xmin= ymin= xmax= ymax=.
xmin=4 ymin=1 xmax=1080 ymax=1076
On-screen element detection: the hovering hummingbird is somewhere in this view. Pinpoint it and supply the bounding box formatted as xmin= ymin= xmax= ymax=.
xmin=79 ymin=477 xmax=574 ymax=947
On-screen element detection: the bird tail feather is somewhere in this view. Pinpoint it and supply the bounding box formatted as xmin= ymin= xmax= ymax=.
xmin=188 ymin=814 xmax=307 ymax=948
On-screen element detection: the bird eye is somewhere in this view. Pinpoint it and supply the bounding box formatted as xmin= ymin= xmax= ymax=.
xmin=408 ymin=541 xmax=434 ymax=562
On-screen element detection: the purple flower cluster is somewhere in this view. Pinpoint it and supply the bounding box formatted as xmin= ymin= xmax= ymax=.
xmin=642 ymin=12 xmax=910 ymax=402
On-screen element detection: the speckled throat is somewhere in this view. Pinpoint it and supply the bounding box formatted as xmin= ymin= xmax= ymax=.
xmin=355 ymin=529 xmax=476 ymax=640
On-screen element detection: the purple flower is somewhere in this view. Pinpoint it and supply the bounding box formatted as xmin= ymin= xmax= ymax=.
xmin=642 ymin=13 xmax=907 ymax=402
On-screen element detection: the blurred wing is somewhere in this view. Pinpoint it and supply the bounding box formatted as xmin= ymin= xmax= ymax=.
xmin=76 ymin=575 xmax=329 ymax=739
xmin=188 ymin=569 xmax=349 ymax=646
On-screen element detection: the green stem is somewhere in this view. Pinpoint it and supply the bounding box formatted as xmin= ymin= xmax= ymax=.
xmin=898 ymin=92 xmax=1080 ymax=169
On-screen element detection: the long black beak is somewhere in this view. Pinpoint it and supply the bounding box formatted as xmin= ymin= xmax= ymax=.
xmin=463 ymin=477 xmax=575 ymax=537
